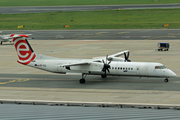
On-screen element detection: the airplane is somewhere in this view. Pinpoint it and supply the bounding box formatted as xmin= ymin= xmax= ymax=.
xmin=0 ymin=33 xmax=13 ymax=45
xmin=12 ymin=34 xmax=176 ymax=84
xmin=0 ymin=32 xmax=33 ymax=45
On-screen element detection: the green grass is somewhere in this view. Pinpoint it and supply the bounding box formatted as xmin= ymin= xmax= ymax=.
xmin=0 ymin=0 xmax=180 ymax=6
xmin=0 ymin=9 xmax=180 ymax=29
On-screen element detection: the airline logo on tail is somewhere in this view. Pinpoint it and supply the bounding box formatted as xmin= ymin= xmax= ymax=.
xmin=13 ymin=35 xmax=36 ymax=65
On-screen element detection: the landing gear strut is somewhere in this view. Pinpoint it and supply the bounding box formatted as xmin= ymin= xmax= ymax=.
xmin=0 ymin=41 xmax=2 ymax=45
xmin=164 ymin=78 xmax=169 ymax=83
xmin=79 ymin=73 xmax=87 ymax=84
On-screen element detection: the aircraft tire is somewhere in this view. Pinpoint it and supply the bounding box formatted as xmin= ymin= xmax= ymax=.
xmin=79 ymin=79 xmax=85 ymax=84
xmin=164 ymin=79 xmax=169 ymax=83
xmin=101 ymin=75 xmax=107 ymax=78
xmin=0 ymin=41 xmax=2 ymax=45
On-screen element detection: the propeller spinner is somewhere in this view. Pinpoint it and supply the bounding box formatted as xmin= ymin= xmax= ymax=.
xmin=102 ymin=55 xmax=111 ymax=75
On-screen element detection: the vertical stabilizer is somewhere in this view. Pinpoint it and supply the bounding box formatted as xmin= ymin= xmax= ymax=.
xmin=13 ymin=35 xmax=36 ymax=65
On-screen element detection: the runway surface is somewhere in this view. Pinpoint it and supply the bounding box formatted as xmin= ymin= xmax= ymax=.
xmin=1 ymin=4 xmax=180 ymax=14
xmin=0 ymin=74 xmax=179 ymax=91
xmin=0 ymin=73 xmax=180 ymax=105
xmin=2 ymin=29 xmax=180 ymax=40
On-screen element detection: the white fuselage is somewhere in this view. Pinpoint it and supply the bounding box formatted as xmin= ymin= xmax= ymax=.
xmin=0 ymin=35 xmax=12 ymax=42
xmin=27 ymin=54 xmax=176 ymax=78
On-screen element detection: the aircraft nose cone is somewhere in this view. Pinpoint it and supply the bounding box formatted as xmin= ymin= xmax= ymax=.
xmin=169 ymin=70 xmax=177 ymax=77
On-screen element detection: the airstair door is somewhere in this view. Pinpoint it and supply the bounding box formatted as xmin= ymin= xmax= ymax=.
xmin=136 ymin=66 xmax=140 ymax=75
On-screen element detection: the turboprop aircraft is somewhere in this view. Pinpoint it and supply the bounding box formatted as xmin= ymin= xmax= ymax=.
xmin=12 ymin=34 xmax=176 ymax=84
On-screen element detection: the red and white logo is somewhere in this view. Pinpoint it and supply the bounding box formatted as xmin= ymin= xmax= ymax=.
xmin=14 ymin=38 xmax=36 ymax=65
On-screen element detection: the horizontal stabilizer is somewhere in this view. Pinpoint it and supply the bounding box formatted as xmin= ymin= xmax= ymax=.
xmin=11 ymin=34 xmax=29 ymax=38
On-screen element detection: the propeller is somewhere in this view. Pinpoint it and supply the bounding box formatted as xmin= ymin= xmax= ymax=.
xmin=102 ymin=55 xmax=111 ymax=75
xmin=124 ymin=52 xmax=131 ymax=62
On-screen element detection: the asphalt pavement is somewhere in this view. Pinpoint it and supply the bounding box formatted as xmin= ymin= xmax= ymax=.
xmin=1 ymin=29 xmax=180 ymax=40
xmin=0 ymin=73 xmax=179 ymax=91
xmin=0 ymin=4 xmax=180 ymax=14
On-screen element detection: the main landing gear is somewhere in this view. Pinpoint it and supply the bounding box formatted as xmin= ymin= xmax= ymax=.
xmin=79 ymin=73 xmax=87 ymax=84
xmin=101 ymin=74 xmax=107 ymax=78
xmin=164 ymin=78 xmax=169 ymax=83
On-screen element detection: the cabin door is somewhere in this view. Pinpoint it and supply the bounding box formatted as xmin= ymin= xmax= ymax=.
xmin=136 ymin=66 xmax=140 ymax=75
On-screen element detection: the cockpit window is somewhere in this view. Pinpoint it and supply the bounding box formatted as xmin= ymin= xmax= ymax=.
xmin=155 ymin=66 xmax=161 ymax=69
xmin=161 ymin=66 xmax=166 ymax=69
xmin=155 ymin=66 xmax=166 ymax=69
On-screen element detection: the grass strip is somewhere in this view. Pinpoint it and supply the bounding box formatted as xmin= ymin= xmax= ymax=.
xmin=0 ymin=0 xmax=180 ymax=6
xmin=0 ymin=9 xmax=180 ymax=29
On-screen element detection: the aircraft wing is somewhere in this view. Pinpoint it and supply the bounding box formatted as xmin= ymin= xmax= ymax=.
xmin=60 ymin=62 xmax=90 ymax=67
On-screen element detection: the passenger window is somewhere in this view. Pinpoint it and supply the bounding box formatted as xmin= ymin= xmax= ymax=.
xmin=128 ymin=68 xmax=130 ymax=70
xmin=123 ymin=68 xmax=125 ymax=70
xmin=131 ymin=68 xmax=133 ymax=70
xmin=121 ymin=67 xmax=122 ymax=70
xmin=112 ymin=67 xmax=114 ymax=69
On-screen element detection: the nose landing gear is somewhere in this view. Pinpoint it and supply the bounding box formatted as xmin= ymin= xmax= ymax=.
xmin=79 ymin=73 xmax=87 ymax=84
xmin=164 ymin=78 xmax=169 ymax=83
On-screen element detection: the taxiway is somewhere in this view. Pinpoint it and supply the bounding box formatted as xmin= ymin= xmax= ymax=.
xmin=2 ymin=29 xmax=180 ymax=40
xmin=1 ymin=4 xmax=180 ymax=14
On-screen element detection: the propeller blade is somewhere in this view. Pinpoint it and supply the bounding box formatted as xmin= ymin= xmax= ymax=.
xmin=126 ymin=52 xmax=131 ymax=62
xmin=107 ymin=68 xmax=110 ymax=73
xmin=102 ymin=67 xmax=105 ymax=72
xmin=102 ymin=55 xmax=111 ymax=75
xmin=124 ymin=52 xmax=127 ymax=61
xmin=102 ymin=59 xmax=105 ymax=64
xmin=106 ymin=55 xmax=108 ymax=64
xmin=104 ymin=69 xmax=106 ymax=75
xmin=127 ymin=52 xmax=129 ymax=59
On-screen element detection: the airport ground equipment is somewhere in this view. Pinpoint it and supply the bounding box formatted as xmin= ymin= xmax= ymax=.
xmin=157 ymin=43 xmax=169 ymax=51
